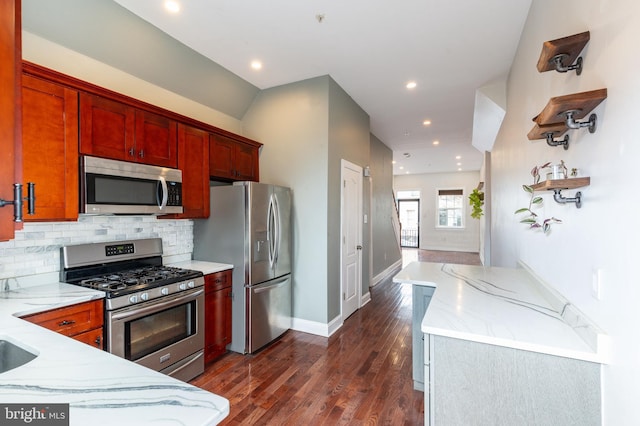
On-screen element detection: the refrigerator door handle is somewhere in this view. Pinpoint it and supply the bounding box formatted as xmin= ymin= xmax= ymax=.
xmin=252 ymin=277 xmax=288 ymax=294
xmin=267 ymin=194 xmax=281 ymax=270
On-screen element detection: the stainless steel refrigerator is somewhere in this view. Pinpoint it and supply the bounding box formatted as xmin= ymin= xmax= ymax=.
xmin=193 ymin=181 xmax=292 ymax=354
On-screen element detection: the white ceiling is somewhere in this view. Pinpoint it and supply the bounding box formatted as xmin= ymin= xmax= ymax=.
xmin=113 ymin=0 xmax=531 ymax=175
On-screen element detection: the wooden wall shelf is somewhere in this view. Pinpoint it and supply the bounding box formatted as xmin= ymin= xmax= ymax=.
xmin=533 ymin=89 xmax=607 ymax=125
xmin=527 ymin=122 xmax=568 ymax=141
xmin=537 ymin=31 xmax=590 ymax=73
xmin=531 ymin=177 xmax=590 ymax=191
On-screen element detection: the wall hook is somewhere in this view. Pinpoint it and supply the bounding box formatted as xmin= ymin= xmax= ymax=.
xmin=553 ymin=189 xmax=582 ymax=208
xmin=563 ymin=110 xmax=597 ymax=133
xmin=543 ymin=132 xmax=569 ymax=150
xmin=551 ymin=54 xmax=583 ymax=75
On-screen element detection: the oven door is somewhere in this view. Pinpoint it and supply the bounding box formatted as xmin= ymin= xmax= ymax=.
xmin=107 ymin=288 xmax=204 ymax=380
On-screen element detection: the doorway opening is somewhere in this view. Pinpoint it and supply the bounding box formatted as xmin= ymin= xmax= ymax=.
xmin=397 ymin=190 xmax=420 ymax=248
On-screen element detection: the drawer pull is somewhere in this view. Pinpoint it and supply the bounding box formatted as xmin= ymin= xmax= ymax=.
xmin=58 ymin=319 xmax=76 ymax=326
xmin=94 ymin=336 xmax=101 ymax=347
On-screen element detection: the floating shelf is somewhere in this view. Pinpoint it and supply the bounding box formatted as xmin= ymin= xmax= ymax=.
xmin=533 ymin=89 xmax=607 ymax=125
xmin=531 ymin=177 xmax=590 ymax=191
xmin=531 ymin=177 xmax=590 ymax=208
xmin=537 ymin=31 xmax=590 ymax=74
xmin=527 ymin=122 xmax=568 ymax=141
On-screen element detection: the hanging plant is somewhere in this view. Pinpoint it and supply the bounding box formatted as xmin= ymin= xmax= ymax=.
xmin=514 ymin=162 xmax=562 ymax=233
xmin=469 ymin=188 xmax=484 ymax=219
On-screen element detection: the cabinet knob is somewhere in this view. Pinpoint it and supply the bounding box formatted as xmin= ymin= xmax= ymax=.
xmin=94 ymin=336 xmax=101 ymax=347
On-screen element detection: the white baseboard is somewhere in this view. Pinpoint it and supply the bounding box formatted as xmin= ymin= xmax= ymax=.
xmin=291 ymin=314 xmax=342 ymax=338
xmin=361 ymin=291 xmax=371 ymax=307
xmin=371 ymin=259 xmax=403 ymax=287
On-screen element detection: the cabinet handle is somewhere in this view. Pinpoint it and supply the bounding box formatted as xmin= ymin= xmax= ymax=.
xmin=215 ymin=279 xmax=222 ymax=283
xmin=94 ymin=336 xmax=101 ymax=347
xmin=139 ymin=149 xmax=145 ymax=159
xmin=129 ymin=147 xmax=135 ymax=157
xmin=58 ymin=319 xmax=76 ymax=326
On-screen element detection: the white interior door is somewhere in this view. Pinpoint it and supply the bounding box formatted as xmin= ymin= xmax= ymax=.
xmin=341 ymin=160 xmax=362 ymax=320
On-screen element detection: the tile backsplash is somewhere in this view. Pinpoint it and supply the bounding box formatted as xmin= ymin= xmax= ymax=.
xmin=0 ymin=216 xmax=194 ymax=282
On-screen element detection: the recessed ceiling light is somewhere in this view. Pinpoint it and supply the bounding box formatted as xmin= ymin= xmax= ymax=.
xmin=251 ymin=60 xmax=263 ymax=70
xmin=164 ymin=0 xmax=181 ymax=13
xmin=455 ymin=155 xmax=461 ymax=160
xmin=458 ymin=168 xmax=462 ymax=171
xmin=399 ymin=166 xmax=404 ymax=170
xmin=432 ymin=140 xmax=440 ymax=146
xmin=406 ymin=81 xmax=417 ymax=89
xmin=406 ymin=171 xmax=410 ymax=174
xmin=456 ymin=162 xmax=462 ymax=166
xmin=392 ymin=160 xmax=397 ymax=164
xmin=423 ymin=120 xmax=431 ymax=126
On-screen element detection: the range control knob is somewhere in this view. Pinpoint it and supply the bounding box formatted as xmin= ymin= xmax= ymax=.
xmin=161 ymin=287 xmax=169 ymax=296
xmin=129 ymin=295 xmax=138 ymax=304
xmin=140 ymin=292 xmax=149 ymax=301
xmin=179 ymin=283 xmax=187 ymax=291
xmin=188 ymin=280 xmax=195 ymax=288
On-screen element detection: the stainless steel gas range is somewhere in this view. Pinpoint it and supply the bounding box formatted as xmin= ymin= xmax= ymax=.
xmin=60 ymin=238 xmax=205 ymax=382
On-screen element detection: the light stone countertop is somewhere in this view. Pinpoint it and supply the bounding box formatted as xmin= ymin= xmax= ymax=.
xmin=393 ymin=261 xmax=608 ymax=364
xmin=0 ymin=269 xmax=230 ymax=425
xmin=168 ymin=260 xmax=233 ymax=276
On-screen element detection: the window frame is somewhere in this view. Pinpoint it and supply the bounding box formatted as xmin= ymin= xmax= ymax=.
xmin=435 ymin=188 xmax=465 ymax=229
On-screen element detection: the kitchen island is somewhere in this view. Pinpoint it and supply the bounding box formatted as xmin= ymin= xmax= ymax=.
xmin=394 ymin=261 xmax=608 ymax=426
xmin=0 ymin=280 xmax=229 ymax=425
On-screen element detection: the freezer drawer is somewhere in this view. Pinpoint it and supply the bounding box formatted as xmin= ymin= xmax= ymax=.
xmin=246 ymin=275 xmax=292 ymax=353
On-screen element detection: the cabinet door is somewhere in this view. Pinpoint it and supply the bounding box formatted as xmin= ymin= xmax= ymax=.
xmin=134 ymin=109 xmax=177 ymax=168
xmin=73 ymin=327 xmax=104 ymax=350
xmin=234 ymin=142 xmax=259 ymax=181
xmin=0 ymin=0 xmax=20 ymax=241
xmin=204 ymin=271 xmax=232 ymax=363
xmin=79 ymin=93 xmax=135 ymax=161
xmin=22 ymin=75 xmax=79 ymax=221
xmin=176 ymin=124 xmax=210 ymax=218
xmin=209 ymin=134 xmax=235 ymax=180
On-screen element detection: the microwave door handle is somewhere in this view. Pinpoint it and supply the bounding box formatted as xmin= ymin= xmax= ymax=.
xmin=157 ymin=176 xmax=168 ymax=210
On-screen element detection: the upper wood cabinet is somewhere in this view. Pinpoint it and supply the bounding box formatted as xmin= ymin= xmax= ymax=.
xmin=22 ymin=74 xmax=79 ymax=221
xmin=79 ymin=93 xmax=177 ymax=168
xmin=0 ymin=0 xmax=20 ymax=241
xmin=210 ymin=133 xmax=260 ymax=182
xmin=174 ymin=123 xmax=210 ymax=218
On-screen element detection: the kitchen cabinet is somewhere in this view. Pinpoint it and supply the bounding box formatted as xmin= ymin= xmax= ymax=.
xmin=163 ymin=124 xmax=210 ymax=219
xmin=79 ymin=93 xmax=178 ymax=168
xmin=423 ymin=334 xmax=600 ymax=425
xmin=21 ymin=299 xmax=104 ymax=350
xmin=412 ymin=284 xmax=434 ymax=391
xmin=0 ymin=0 xmax=20 ymax=241
xmin=21 ymin=74 xmax=79 ymax=221
xmin=204 ymin=270 xmax=232 ymax=363
xmin=209 ymin=133 xmax=260 ymax=182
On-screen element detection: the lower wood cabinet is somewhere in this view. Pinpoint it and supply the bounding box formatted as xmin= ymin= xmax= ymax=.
xmin=204 ymin=270 xmax=232 ymax=363
xmin=21 ymin=299 xmax=104 ymax=350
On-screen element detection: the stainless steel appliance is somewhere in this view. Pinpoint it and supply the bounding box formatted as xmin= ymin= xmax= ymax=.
xmin=80 ymin=155 xmax=183 ymax=215
xmin=193 ymin=182 xmax=292 ymax=354
xmin=60 ymin=238 xmax=205 ymax=382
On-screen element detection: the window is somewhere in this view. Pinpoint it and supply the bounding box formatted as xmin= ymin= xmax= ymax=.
xmin=437 ymin=189 xmax=464 ymax=228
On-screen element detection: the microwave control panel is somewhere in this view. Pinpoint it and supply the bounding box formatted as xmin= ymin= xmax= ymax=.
xmin=167 ymin=182 xmax=182 ymax=206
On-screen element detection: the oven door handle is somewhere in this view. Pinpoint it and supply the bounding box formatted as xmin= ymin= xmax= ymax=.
xmin=110 ymin=288 xmax=204 ymax=322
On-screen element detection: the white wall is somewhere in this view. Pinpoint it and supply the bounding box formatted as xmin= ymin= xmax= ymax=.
xmin=491 ymin=0 xmax=640 ymax=423
xmin=394 ymin=171 xmax=481 ymax=252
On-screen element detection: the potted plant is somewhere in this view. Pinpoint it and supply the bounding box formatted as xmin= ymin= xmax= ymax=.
xmin=514 ymin=162 xmax=561 ymax=233
xmin=469 ymin=188 xmax=484 ymax=219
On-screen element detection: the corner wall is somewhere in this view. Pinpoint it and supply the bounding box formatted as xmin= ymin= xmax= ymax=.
xmin=491 ymin=0 xmax=640 ymax=423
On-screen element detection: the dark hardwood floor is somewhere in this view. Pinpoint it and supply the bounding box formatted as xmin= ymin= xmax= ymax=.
xmin=191 ymin=249 xmax=480 ymax=425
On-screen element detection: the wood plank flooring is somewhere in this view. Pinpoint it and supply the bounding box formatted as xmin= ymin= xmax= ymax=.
xmin=191 ymin=250 xmax=480 ymax=425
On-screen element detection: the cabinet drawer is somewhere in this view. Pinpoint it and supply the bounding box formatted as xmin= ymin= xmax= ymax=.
xmin=21 ymin=299 xmax=104 ymax=337
xmin=73 ymin=327 xmax=104 ymax=350
xmin=205 ymin=270 xmax=232 ymax=292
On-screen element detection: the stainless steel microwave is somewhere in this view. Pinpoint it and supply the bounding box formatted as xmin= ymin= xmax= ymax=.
xmin=80 ymin=156 xmax=183 ymax=215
